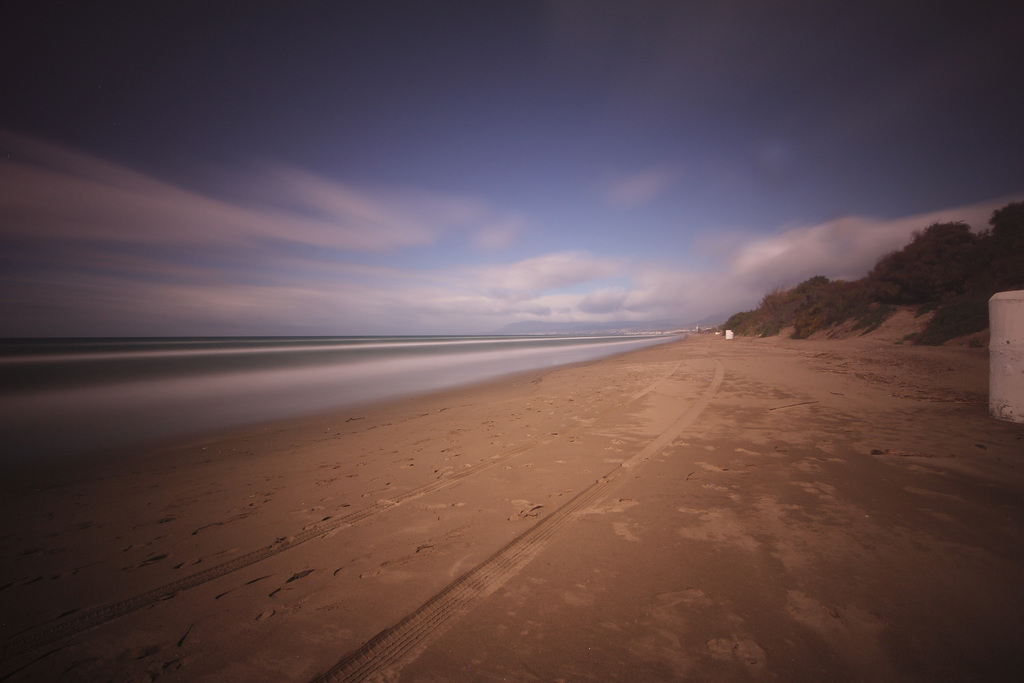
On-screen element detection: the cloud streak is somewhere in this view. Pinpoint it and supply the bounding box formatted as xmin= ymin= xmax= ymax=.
xmin=0 ymin=132 xmax=512 ymax=256
xmin=2 ymin=132 xmax=1019 ymax=336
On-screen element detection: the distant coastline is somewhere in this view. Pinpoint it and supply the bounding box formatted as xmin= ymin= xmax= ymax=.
xmin=495 ymin=319 xmax=701 ymax=335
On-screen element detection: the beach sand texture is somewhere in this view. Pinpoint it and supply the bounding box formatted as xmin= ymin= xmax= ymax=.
xmin=2 ymin=334 xmax=1023 ymax=681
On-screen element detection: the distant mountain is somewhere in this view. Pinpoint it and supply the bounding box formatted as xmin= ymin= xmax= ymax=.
xmin=495 ymin=319 xmax=682 ymax=335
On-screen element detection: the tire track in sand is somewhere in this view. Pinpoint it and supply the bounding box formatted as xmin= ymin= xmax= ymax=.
xmin=310 ymin=357 xmax=725 ymax=683
xmin=0 ymin=358 xmax=685 ymax=667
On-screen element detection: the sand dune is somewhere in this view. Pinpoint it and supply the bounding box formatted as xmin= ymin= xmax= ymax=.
xmin=2 ymin=334 xmax=1022 ymax=681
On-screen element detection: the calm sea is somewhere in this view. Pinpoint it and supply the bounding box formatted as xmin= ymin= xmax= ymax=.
xmin=0 ymin=334 xmax=677 ymax=461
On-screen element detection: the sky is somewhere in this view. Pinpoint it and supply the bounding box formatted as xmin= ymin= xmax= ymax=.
xmin=1 ymin=1 xmax=1022 ymax=336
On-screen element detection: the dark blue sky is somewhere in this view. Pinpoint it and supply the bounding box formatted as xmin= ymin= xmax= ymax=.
xmin=2 ymin=1 xmax=1022 ymax=335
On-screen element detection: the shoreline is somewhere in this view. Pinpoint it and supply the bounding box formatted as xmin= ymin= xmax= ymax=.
xmin=2 ymin=335 xmax=1022 ymax=681
xmin=1 ymin=333 xmax=678 ymax=467
xmin=2 ymin=338 xmax=679 ymax=493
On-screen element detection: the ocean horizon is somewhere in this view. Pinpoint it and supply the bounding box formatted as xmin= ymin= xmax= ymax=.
xmin=1 ymin=334 xmax=679 ymax=463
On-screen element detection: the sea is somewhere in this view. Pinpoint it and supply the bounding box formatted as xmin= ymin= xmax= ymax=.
xmin=0 ymin=334 xmax=678 ymax=462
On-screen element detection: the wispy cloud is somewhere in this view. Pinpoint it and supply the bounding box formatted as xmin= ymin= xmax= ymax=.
xmin=644 ymin=197 xmax=1021 ymax=322
xmin=2 ymin=132 xmax=1018 ymax=335
xmin=0 ymin=133 xmax=534 ymax=334
xmin=0 ymin=132 xmax=518 ymax=256
xmin=453 ymin=198 xmax=1021 ymax=328
xmin=726 ymin=200 xmax=1011 ymax=294
xmin=468 ymin=252 xmax=622 ymax=294
xmin=604 ymin=166 xmax=677 ymax=207
xmin=471 ymin=216 xmax=527 ymax=251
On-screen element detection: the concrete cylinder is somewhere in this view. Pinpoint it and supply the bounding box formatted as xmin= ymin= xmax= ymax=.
xmin=725 ymin=330 xmax=734 ymax=340
xmin=989 ymin=290 xmax=1024 ymax=423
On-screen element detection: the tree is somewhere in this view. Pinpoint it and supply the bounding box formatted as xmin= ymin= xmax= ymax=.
xmin=985 ymin=202 xmax=1024 ymax=291
xmin=990 ymin=202 xmax=1024 ymax=244
xmin=867 ymin=222 xmax=976 ymax=303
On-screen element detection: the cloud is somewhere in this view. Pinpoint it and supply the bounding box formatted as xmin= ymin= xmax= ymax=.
xmin=2 ymin=132 xmax=1020 ymax=336
xmin=726 ymin=199 xmax=1012 ymax=294
xmin=650 ymin=196 xmax=1023 ymax=323
xmin=578 ymin=288 xmax=629 ymax=314
xmin=471 ymin=216 xmax=526 ymax=250
xmin=0 ymin=132 xmax=535 ymax=335
xmin=468 ymin=252 xmax=622 ymax=293
xmin=463 ymin=196 xmax=1023 ymax=329
xmin=605 ymin=166 xmax=677 ymax=207
xmin=0 ymin=132 xmax=519 ymax=255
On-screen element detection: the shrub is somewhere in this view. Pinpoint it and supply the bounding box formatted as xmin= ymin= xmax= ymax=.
xmin=852 ymin=303 xmax=895 ymax=334
xmin=914 ymin=297 xmax=989 ymax=345
xmin=723 ymin=310 xmax=752 ymax=334
xmin=721 ymin=202 xmax=1024 ymax=344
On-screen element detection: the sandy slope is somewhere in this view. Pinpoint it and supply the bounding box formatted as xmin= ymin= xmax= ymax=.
xmin=2 ymin=334 xmax=1022 ymax=682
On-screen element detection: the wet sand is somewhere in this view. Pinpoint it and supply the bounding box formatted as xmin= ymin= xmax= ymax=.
xmin=2 ymin=334 xmax=1023 ymax=681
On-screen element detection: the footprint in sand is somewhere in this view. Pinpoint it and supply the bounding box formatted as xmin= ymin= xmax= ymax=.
xmin=124 ymin=553 xmax=168 ymax=571
xmin=650 ymin=588 xmax=710 ymax=612
xmin=798 ymin=481 xmax=836 ymax=500
xmin=587 ymin=497 xmax=638 ymax=514
xmin=191 ymin=521 xmax=224 ymax=535
xmin=903 ymin=486 xmax=965 ymax=502
xmin=705 ymin=637 xmax=766 ymax=668
xmin=784 ymin=589 xmax=890 ymax=674
xmin=286 ymin=569 xmax=315 ymax=583
xmin=612 ymin=521 xmax=640 ymax=542
xmin=508 ymin=500 xmax=544 ymax=521
xmin=785 ymin=590 xmax=844 ymax=632
xmin=696 ymin=461 xmax=743 ymax=473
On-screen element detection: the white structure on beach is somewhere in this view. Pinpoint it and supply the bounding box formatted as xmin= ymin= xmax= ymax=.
xmin=989 ymin=290 xmax=1024 ymax=423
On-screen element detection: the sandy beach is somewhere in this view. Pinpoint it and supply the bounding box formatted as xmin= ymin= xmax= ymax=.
xmin=2 ymin=332 xmax=1023 ymax=682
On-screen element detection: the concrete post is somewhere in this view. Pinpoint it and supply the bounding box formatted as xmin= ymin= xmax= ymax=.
xmin=990 ymin=290 xmax=1024 ymax=423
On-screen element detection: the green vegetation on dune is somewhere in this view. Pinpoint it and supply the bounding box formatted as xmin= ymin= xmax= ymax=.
xmin=725 ymin=202 xmax=1024 ymax=345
